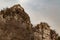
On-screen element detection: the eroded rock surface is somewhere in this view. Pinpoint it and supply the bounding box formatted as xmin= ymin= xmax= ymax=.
xmin=0 ymin=4 xmax=33 ymax=40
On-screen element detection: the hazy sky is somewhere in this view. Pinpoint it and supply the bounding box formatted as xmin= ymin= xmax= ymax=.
xmin=0 ymin=0 xmax=60 ymax=35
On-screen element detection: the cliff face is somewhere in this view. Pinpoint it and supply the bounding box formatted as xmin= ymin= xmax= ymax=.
xmin=0 ymin=4 xmax=33 ymax=40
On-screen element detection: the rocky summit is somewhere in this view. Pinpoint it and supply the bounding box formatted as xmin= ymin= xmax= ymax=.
xmin=0 ymin=4 xmax=58 ymax=40
xmin=0 ymin=4 xmax=33 ymax=40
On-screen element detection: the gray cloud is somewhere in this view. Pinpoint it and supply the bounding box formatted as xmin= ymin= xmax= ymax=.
xmin=0 ymin=0 xmax=19 ymax=9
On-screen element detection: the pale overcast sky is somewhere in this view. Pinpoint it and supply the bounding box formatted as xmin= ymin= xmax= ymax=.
xmin=0 ymin=0 xmax=60 ymax=35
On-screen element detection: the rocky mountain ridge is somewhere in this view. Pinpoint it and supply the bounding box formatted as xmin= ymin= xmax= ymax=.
xmin=0 ymin=4 xmax=33 ymax=40
xmin=0 ymin=4 xmax=58 ymax=40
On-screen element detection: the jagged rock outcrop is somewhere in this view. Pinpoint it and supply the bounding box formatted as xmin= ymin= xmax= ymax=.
xmin=50 ymin=30 xmax=58 ymax=40
xmin=33 ymin=22 xmax=51 ymax=40
xmin=0 ymin=4 xmax=58 ymax=40
xmin=0 ymin=4 xmax=33 ymax=40
xmin=32 ymin=22 xmax=58 ymax=40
